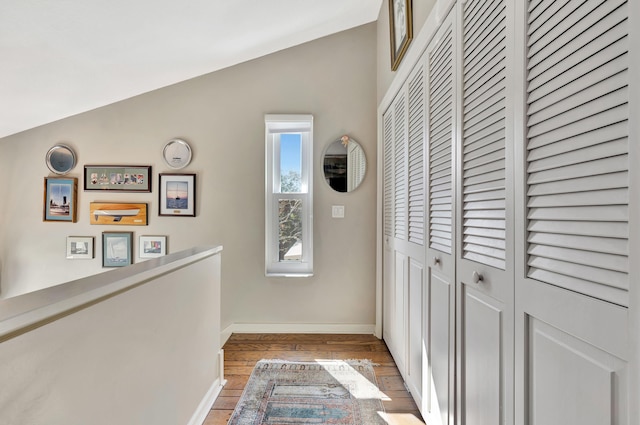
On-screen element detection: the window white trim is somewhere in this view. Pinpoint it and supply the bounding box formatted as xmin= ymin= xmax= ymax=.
xmin=265 ymin=114 xmax=313 ymax=277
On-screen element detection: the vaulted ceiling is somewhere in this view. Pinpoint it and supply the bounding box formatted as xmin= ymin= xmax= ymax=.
xmin=0 ymin=0 xmax=382 ymax=138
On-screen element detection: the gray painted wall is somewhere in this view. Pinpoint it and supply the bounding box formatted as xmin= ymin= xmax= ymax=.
xmin=0 ymin=23 xmax=378 ymax=331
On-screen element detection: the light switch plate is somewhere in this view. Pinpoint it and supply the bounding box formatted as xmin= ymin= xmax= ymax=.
xmin=332 ymin=205 xmax=345 ymax=218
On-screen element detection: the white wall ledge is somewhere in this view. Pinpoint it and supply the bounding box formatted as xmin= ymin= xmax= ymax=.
xmin=0 ymin=245 xmax=222 ymax=342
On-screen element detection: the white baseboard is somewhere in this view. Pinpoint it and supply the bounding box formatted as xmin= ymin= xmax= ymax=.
xmin=187 ymin=377 xmax=224 ymax=425
xmin=221 ymin=323 xmax=376 ymax=344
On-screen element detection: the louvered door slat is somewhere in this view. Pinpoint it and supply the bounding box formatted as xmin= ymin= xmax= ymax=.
xmin=408 ymin=66 xmax=425 ymax=245
xmin=463 ymin=0 xmax=504 ymax=60
xmin=527 ymin=172 xmax=628 ymax=197
xmin=465 ymin=140 xmax=504 ymax=164
xmin=528 ymin=205 xmax=627 ymax=222
xmin=464 ymin=235 xmax=506 ymax=249
xmin=383 ymin=109 xmax=394 ymax=237
xmin=528 ymin=257 xmax=627 ymax=290
xmin=527 ymin=92 xmax=626 ymax=139
xmin=527 ymin=122 xmax=627 ymax=160
xmin=527 ymin=154 xmax=627 ymax=185
xmin=529 ymin=0 xmax=624 ymax=58
xmin=528 ymin=70 xmax=627 ymax=127
xmin=429 ymin=26 xmax=454 ymax=254
xmin=528 ymin=67 xmax=627 ymax=117
xmin=462 ymin=0 xmax=507 ymax=269
xmin=528 ymin=105 xmax=628 ymax=149
xmin=464 ymin=168 xmax=505 ymax=188
xmin=394 ymin=94 xmax=407 ymax=239
xmin=528 ymin=219 xmax=628 ymax=239
xmin=527 ymin=188 xmax=627 ymax=208
xmin=464 ymin=97 xmax=505 ymax=135
xmin=464 ymin=73 xmax=505 ymax=116
xmin=528 ymin=3 xmax=627 ymax=77
xmin=464 ymin=127 xmax=504 ymax=156
xmin=464 ymin=189 xmax=506 ymax=202
xmin=465 ymin=144 xmax=504 ymax=167
xmin=464 ymin=22 xmax=505 ymax=85
xmin=528 ymin=232 xmax=628 ymax=256
xmin=529 ymin=35 xmax=627 ymax=103
xmin=528 ymin=140 xmax=627 ymax=173
xmin=465 ymin=226 xmax=506 ymax=239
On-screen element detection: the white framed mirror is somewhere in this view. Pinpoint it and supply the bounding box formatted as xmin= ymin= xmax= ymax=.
xmin=322 ymin=136 xmax=366 ymax=193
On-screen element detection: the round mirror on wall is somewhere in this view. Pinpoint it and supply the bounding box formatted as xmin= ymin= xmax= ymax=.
xmin=322 ymin=136 xmax=366 ymax=192
xmin=45 ymin=144 xmax=76 ymax=175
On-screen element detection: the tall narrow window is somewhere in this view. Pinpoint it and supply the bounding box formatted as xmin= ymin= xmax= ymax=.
xmin=265 ymin=114 xmax=313 ymax=276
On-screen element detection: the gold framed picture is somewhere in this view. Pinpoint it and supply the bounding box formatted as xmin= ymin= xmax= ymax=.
xmin=389 ymin=0 xmax=413 ymax=71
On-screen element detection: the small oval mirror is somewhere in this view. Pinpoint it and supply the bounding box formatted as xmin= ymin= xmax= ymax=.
xmin=323 ymin=136 xmax=366 ymax=192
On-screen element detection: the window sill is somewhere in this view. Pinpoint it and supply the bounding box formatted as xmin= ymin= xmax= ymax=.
xmin=265 ymin=272 xmax=314 ymax=278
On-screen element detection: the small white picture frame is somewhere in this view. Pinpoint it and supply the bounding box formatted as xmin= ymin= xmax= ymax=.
xmin=139 ymin=235 xmax=167 ymax=258
xmin=66 ymin=236 xmax=94 ymax=259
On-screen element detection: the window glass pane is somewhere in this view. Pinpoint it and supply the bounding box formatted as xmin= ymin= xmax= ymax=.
xmin=280 ymin=134 xmax=302 ymax=193
xmin=278 ymin=199 xmax=302 ymax=261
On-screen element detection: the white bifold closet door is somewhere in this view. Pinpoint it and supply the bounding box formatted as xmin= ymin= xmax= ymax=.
xmin=382 ymin=57 xmax=427 ymax=408
xmin=514 ymin=0 xmax=630 ymax=423
xmin=456 ymin=0 xmax=515 ymax=423
xmin=423 ymin=9 xmax=456 ymax=425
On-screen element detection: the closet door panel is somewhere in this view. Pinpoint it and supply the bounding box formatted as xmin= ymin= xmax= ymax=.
xmin=458 ymin=0 xmax=514 ymax=423
xmin=382 ymin=107 xmax=396 ymax=348
xmin=518 ymin=280 xmax=629 ymax=425
xmin=463 ymin=287 xmax=503 ymax=425
xmin=426 ymin=272 xmax=453 ymax=425
xmin=382 ymin=57 xmax=427 ymax=408
xmin=514 ymin=0 xmax=631 ymax=423
xmin=404 ymin=58 xmax=428 ymax=406
xmin=393 ymin=251 xmax=408 ymax=375
xmin=525 ymin=0 xmax=630 ymax=306
xmin=408 ymin=259 xmax=424 ymax=404
xmin=424 ymin=10 xmax=456 ymax=425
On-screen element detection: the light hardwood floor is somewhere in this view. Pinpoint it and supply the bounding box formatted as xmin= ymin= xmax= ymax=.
xmin=203 ymin=333 xmax=425 ymax=425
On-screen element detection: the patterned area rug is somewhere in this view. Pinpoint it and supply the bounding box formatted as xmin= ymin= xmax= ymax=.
xmin=228 ymin=359 xmax=388 ymax=424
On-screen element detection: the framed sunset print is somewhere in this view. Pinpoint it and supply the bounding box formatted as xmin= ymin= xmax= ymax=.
xmin=159 ymin=173 xmax=196 ymax=217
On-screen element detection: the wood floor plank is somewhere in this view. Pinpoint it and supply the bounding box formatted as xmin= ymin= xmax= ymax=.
xmin=202 ymin=409 xmax=232 ymax=425
xmin=223 ymin=343 xmax=296 ymax=351
xmin=294 ymin=343 xmax=389 ymax=352
xmin=216 ymin=333 xmax=425 ymax=424
xmin=212 ymin=396 xmax=239 ymax=410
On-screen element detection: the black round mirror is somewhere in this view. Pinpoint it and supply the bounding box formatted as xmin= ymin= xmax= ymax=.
xmin=322 ymin=136 xmax=366 ymax=192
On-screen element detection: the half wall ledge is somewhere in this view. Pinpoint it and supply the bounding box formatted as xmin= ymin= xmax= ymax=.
xmin=0 ymin=245 xmax=223 ymax=342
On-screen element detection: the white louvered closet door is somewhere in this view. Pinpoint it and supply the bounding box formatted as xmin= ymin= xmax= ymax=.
xmin=423 ymin=10 xmax=456 ymax=425
xmin=514 ymin=0 xmax=630 ymax=423
xmin=382 ymin=97 xmax=408 ymax=377
xmin=382 ymin=105 xmax=396 ymax=355
xmin=384 ymin=58 xmax=429 ymax=408
xmin=381 ymin=45 xmax=428 ymax=409
xmin=456 ymin=0 xmax=514 ymax=423
xmin=403 ymin=56 xmax=427 ymax=408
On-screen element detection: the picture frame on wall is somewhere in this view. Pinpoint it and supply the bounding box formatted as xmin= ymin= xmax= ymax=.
xmin=389 ymin=0 xmax=413 ymax=71
xmin=84 ymin=165 xmax=151 ymax=192
xmin=44 ymin=177 xmax=78 ymax=222
xmin=102 ymin=231 xmax=133 ymax=267
xmin=139 ymin=235 xmax=167 ymax=258
xmin=90 ymin=202 xmax=148 ymax=225
xmin=159 ymin=173 xmax=196 ymax=217
xmin=66 ymin=236 xmax=94 ymax=259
